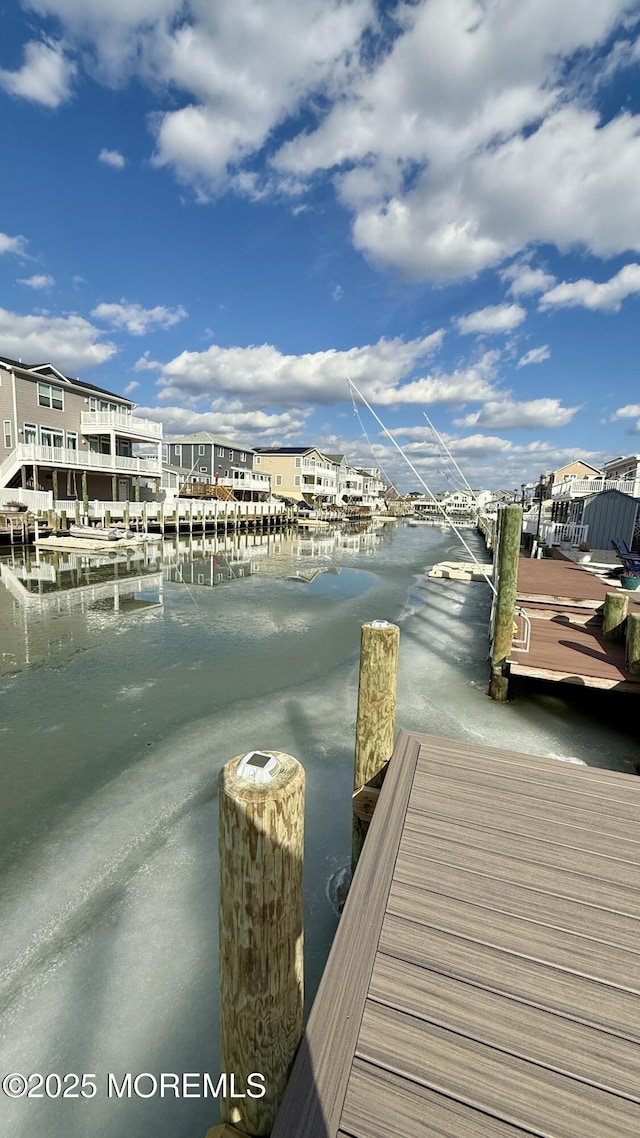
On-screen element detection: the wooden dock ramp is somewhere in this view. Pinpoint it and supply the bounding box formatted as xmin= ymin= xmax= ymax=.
xmin=272 ymin=730 xmax=640 ymax=1138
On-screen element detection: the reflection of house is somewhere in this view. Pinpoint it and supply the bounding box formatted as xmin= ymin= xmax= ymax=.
xmin=0 ymin=355 xmax=163 ymax=502
xmin=163 ymin=432 xmax=271 ymax=499
xmin=253 ymin=446 xmax=337 ymax=504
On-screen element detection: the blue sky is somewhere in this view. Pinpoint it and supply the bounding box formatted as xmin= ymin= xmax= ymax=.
xmin=1 ymin=0 xmax=640 ymax=491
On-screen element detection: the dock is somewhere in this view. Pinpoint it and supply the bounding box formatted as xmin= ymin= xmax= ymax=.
xmin=272 ymin=729 xmax=640 ymax=1138
xmin=511 ymin=555 xmax=640 ymax=690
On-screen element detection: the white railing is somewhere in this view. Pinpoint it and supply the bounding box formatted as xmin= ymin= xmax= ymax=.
xmin=1 ymin=487 xmax=53 ymax=510
xmin=5 ymin=443 xmax=161 ymax=476
xmin=540 ymin=522 xmax=589 ymax=546
xmin=220 ymin=471 xmax=271 ymax=491
xmin=551 ymin=478 xmax=638 ymax=498
xmin=80 ymin=411 xmax=163 ymax=439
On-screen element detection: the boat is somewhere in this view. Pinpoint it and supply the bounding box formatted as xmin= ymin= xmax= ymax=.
xmin=68 ymin=524 xmax=133 ymax=542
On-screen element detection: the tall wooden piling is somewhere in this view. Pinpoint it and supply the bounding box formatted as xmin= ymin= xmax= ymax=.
xmin=625 ymin=612 xmax=640 ymax=675
xmin=352 ymin=620 xmax=399 ymax=872
xmin=489 ymin=505 xmax=522 ymax=701
xmin=602 ymin=592 xmax=629 ymax=642
xmin=81 ymin=471 xmax=88 ymax=513
xmin=218 ymin=750 xmax=304 ymax=1137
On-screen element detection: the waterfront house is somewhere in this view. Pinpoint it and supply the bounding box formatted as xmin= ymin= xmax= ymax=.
xmin=163 ymin=432 xmax=271 ymax=500
xmin=252 ymin=446 xmax=338 ymax=505
xmin=324 ymin=454 xmax=365 ymax=505
xmin=0 ymin=355 xmax=163 ymax=505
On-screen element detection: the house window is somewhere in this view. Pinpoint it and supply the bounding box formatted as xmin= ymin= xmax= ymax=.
xmin=99 ymin=400 xmax=119 ymax=412
xmin=229 ymin=450 xmax=234 ymax=459
xmin=3 ymin=420 xmax=11 ymax=448
xmin=199 ymin=445 xmax=205 ymax=456
xmin=240 ymin=452 xmax=246 ymax=461
xmin=40 ymin=427 xmax=63 ymax=448
xmin=294 ymin=475 xmax=300 ymax=487
xmin=255 ymin=456 xmax=261 ymax=465
xmin=89 ymin=396 xmax=97 ymax=410
xmin=66 ymin=431 xmax=78 ymax=450
xmin=162 ymin=444 xmax=168 ymax=462
xmin=295 ymin=457 xmax=301 ymax=467
xmin=38 ymin=382 xmax=64 ymax=410
xmin=275 ymin=474 xmax=283 ymax=486
xmin=218 ymin=447 xmax=224 ymax=456
xmin=173 ymin=445 xmax=182 ymax=464
xmin=24 ymin=423 xmax=36 ymax=444
xmin=200 ymin=466 xmax=207 ymax=472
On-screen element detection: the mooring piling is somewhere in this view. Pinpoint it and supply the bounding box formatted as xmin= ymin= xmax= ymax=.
xmin=216 ymin=749 xmax=304 ymax=1137
xmin=352 ymin=619 xmax=399 ymax=872
xmin=602 ymin=591 xmax=629 ymax=642
xmin=625 ymin=611 xmax=640 ymax=674
xmin=489 ymin=505 xmax=522 ymax=701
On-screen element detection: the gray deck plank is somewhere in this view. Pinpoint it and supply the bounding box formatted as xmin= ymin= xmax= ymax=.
xmin=390 ymin=853 xmax=640 ymax=952
xmin=356 ymin=1001 xmax=640 ymax=1138
xmin=411 ymin=777 xmax=640 ymax=849
xmin=397 ymin=829 xmax=640 ymax=915
xmin=386 ymin=877 xmax=640 ymax=989
xmin=368 ymin=954 xmax=640 ymax=1102
xmin=339 ymin=1062 xmax=536 ymax=1138
xmin=379 ymin=911 xmax=640 ymax=1041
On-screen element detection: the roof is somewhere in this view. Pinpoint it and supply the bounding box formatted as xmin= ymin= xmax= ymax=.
xmin=253 ymin=445 xmax=323 ymax=456
xmin=166 ymin=431 xmax=254 ymax=450
xmin=0 ymin=354 xmax=135 ymax=404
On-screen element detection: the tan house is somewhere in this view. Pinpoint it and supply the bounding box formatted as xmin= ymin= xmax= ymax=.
xmin=0 ymin=355 xmax=163 ymax=503
xmin=252 ymin=446 xmax=337 ymax=504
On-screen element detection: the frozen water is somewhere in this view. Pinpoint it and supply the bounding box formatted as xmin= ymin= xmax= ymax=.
xmin=0 ymin=524 xmax=637 ymax=1138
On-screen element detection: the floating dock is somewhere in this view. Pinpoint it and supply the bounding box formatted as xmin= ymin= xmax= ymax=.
xmin=428 ymin=559 xmax=492 ymax=582
xmin=273 ymin=729 xmax=640 ymax=1138
xmin=34 ymin=534 xmax=157 ymax=553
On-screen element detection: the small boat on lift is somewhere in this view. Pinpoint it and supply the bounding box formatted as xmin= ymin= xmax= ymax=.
xmin=68 ymin=524 xmax=134 ymax=542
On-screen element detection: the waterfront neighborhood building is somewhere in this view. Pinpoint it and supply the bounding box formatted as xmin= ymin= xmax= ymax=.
xmin=325 ymin=454 xmax=365 ymax=505
xmin=252 ymin=446 xmax=338 ymax=504
xmin=163 ymin=432 xmax=271 ymax=500
xmin=0 ymin=355 xmax=163 ymax=505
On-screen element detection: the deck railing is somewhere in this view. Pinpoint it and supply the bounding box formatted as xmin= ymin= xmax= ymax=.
xmin=540 ymin=521 xmax=589 ymax=546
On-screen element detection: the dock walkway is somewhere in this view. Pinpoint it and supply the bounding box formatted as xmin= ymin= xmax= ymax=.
xmin=273 ymin=730 xmax=640 ymax=1138
xmin=511 ymin=555 xmax=640 ymax=691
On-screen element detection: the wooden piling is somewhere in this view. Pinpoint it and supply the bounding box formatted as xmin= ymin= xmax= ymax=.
xmin=82 ymin=472 xmax=88 ymax=513
xmin=625 ymin=612 xmax=640 ymax=675
xmin=352 ymin=620 xmax=399 ymax=872
xmin=602 ymin=592 xmax=629 ymax=642
xmin=60 ymin=509 xmax=67 ymax=531
xmin=74 ymin=501 xmax=80 ymax=524
xmin=489 ymin=505 xmax=522 ymax=701
xmin=218 ymin=750 xmax=304 ymax=1137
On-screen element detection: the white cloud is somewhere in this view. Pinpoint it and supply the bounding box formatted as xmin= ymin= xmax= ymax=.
xmin=0 ymin=307 xmax=116 ymax=371
xmin=17 ymin=273 xmax=55 ymax=290
xmin=0 ymin=233 xmax=27 ymax=256
xmin=517 ymin=345 xmax=550 ymax=368
xmin=133 ymin=351 xmax=163 ymax=371
xmin=99 ymin=148 xmax=125 ymax=168
xmin=153 ymin=330 xmax=451 ymax=411
xmin=123 ymin=380 xmax=139 ymax=395
xmin=501 ymin=263 xmax=556 ymax=296
xmin=0 ymin=38 xmax=75 ymax=108
xmin=454 ymin=397 xmax=578 ymax=430
xmin=539 ymin=262 xmax=640 ymax=312
xmin=612 ymin=403 xmax=640 ymax=419
xmin=457 ymin=303 xmax=526 ymax=335
xmin=90 ymin=299 xmax=188 ymax=335
xmin=136 ymin=402 xmax=312 ymax=442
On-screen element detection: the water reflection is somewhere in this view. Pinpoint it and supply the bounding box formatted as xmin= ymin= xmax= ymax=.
xmin=0 ymin=525 xmax=386 ymax=675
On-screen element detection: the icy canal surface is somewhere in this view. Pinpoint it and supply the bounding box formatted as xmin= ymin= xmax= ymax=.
xmin=0 ymin=524 xmax=637 ymax=1138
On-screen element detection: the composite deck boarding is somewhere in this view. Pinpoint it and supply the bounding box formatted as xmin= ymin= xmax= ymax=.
xmin=272 ymin=730 xmax=640 ymax=1138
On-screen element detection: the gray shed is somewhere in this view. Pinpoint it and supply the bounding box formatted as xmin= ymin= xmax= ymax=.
xmin=573 ymin=489 xmax=640 ymax=551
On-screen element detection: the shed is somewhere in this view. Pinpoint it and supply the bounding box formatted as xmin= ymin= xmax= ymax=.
xmin=571 ymin=488 xmax=640 ymax=551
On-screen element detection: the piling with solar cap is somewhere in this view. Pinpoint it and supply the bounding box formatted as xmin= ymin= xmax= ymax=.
xmin=489 ymin=505 xmax=522 ymax=701
xmin=217 ymin=749 xmax=304 ymax=1137
xmin=352 ymin=619 xmax=400 ymax=873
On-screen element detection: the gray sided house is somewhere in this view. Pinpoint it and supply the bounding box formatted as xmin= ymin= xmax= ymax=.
xmin=0 ymin=355 xmax=163 ymax=502
xmin=164 ymin=432 xmax=269 ymax=500
xmin=570 ymin=489 xmax=640 ymax=552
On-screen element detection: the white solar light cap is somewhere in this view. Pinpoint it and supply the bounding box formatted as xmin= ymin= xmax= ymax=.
xmin=370 ymin=619 xmax=391 ymax=628
xmin=236 ymin=750 xmax=279 ymax=783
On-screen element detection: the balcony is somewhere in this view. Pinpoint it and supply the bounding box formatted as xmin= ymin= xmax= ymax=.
xmin=220 ymin=470 xmax=271 ymax=493
xmin=80 ymin=411 xmax=163 ymax=441
xmin=7 ymin=442 xmax=161 ymax=477
xmin=551 ymin=477 xmax=639 ymax=499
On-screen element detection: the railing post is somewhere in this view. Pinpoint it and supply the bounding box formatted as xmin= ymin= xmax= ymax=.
xmin=352 ymin=620 xmax=400 ymax=872
xmin=602 ymin=592 xmax=629 ymax=642
xmin=489 ymin=505 xmax=522 ymax=701
xmin=625 ymin=612 xmax=640 ymax=675
xmin=216 ymin=750 xmax=304 ymax=1138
